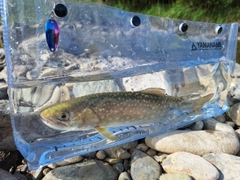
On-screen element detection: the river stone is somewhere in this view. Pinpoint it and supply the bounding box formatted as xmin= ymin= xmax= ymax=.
xmin=135 ymin=143 xmax=148 ymax=152
xmin=42 ymin=159 xmax=118 ymax=180
xmin=189 ymin=120 xmax=204 ymax=130
xmin=104 ymin=141 xmax=138 ymax=158
xmin=226 ymin=102 xmax=240 ymax=126
xmin=203 ymin=118 xmax=235 ymax=133
xmin=213 ymin=115 xmax=226 ymax=123
xmin=118 ymin=172 xmax=132 ymax=180
xmin=203 ymin=153 xmax=240 ymax=180
xmin=131 ymin=149 xmax=161 ymax=180
xmin=117 ymin=148 xmax=131 ymax=159
xmin=96 ymin=150 xmax=106 ymax=160
xmin=162 ymin=152 xmax=219 ymax=180
xmin=48 ymin=156 xmax=83 ymax=169
xmin=0 ymin=168 xmax=18 ymax=180
xmin=145 ymin=130 xmax=240 ymax=155
xmin=159 ymin=173 xmax=194 ymax=180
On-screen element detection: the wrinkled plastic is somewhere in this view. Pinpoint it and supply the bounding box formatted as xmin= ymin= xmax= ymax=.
xmin=0 ymin=0 xmax=238 ymax=169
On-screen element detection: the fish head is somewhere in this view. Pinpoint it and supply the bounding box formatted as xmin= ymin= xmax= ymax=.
xmin=40 ymin=102 xmax=74 ymax=131
xmin=40 ymin=100 xmax=99 ymax=131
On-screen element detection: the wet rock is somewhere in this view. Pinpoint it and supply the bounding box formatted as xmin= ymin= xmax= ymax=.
xmin=131 ymin=149 xmax=161 ymax=180
xmin=42 ymin=159 xmax=118 ymax=180
xmin=117 ymin=148 xmax=131 ymax=160
xmin=0 ymin=168 xmax=18 ymax=180
xmin=47 ymin=156 xmax=83 ymax=169
xmin=159 ymin=173 xmax=194 ymax=180
xmin=118 ymin=172 xmax=132 ymax=180
xmin=227 ymin=102 xmax=240 ymax=125
xmin=96 ymin=150 xmax=106 ymax=160
xmin=162 ymin=152 xmax=219 ymax=180
xmin=203 ymin=153 xmax=240 ymax=180
xmin=145 ymin=129 xmax=239 ymax=155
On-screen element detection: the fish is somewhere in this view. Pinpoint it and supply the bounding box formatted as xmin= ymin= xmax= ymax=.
xmin=40 ymin=88 xmax=213 ymax=140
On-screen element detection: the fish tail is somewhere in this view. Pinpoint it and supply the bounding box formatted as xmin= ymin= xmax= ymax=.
xmin=191 ymin=93 xmax=214 ymax=111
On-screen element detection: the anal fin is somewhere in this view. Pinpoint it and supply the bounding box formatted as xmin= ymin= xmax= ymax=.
xmin=95 ymin=126 xmax=116 ymax=141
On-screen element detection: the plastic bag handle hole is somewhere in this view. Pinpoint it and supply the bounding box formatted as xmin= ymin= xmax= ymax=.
xmin=130 ymin=16 xmax=141 ymax=27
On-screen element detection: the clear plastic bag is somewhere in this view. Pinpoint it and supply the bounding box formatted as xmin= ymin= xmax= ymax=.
xmin=1 ymin=0 xmax=238 ymax=169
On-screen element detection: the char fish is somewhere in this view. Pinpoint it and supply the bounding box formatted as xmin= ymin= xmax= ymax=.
xmin=40 ymin=88 xmax=213 ymax=140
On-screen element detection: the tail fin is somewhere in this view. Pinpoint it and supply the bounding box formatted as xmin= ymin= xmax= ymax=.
xmin=192 ymin=93 xmax=214 ymax=110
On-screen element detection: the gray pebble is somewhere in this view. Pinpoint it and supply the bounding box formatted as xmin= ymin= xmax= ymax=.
xmin=225 ymin=121 xmax=236 ymax=128
xmin=42 ymin=160 xmax=118 ymax=180
xmin=16 ymin=164 xmax=28 ymax=173
xmin=131 ymin=149 xmax=161 ymax=180
xmin=213 ymin=115 xmax=226 ymax=123
xmin=13 ymin=172 xmax=27 ymax=180
xmin=118 ymin=172 xmax=132 ymax=180
xmin=117 ymin=148 xmax=131 ymax=159
xmin=48 ymin=156 xmax=83 ymax=169
xmin=123 ymin=159 xmax=130 ymax=171
xmin=146 ymin=149 xmax=157 ymax=156
xmin=235 ymin=129 xmax=240 ymax=138
xmin=96 ymin=150 xmax=106 ymax=160
xmin=203 ymin=153 xmax=240 ymax=180
xmin=135 ymin=143 xmax=148 ymax=152
xmin=189 ymin=121 xmax=204 ymax=130
xmin=153 ymin=154 xmax=168 ymax=163
xmin=113 ymin=163 xmax=124 ymax=173
xmin=0 ymin=168 xmax=18 ymax=180
xmin=227 ymin=103 xmax=240 ymax=126
xmin=29 ymin=167 xmax=43 ymax=180
xmin=160 ymin=173 xmax=194 ymax=180
xmin=43 ymin=168 xmax=51 ymax=176
xmin=105 ymin=157 xmax=122 ymax=165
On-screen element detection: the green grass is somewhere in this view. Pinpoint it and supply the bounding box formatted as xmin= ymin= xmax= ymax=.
xmin=112 ymin=2 xmax=240 ymax=23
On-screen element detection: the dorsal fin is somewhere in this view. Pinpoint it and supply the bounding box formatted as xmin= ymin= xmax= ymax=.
xmin=140 ymin=88 xmax=166 ymax=96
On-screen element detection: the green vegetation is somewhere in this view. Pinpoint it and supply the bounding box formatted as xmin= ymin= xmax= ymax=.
xmin=73 ymin=0 xmax=240 ymax=23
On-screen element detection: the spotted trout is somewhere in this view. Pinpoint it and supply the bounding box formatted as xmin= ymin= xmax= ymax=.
xmin=40 ymin=88 xmax=213 ymax=140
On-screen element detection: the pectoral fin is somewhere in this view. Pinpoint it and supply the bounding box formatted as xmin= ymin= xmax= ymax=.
xmin=192 ymin=93 xmax=214 ymax=110
xmin=95 ymin=126 xmax=116 ymax=141
xmin=141 ymin=88 xmax=166 ymax=96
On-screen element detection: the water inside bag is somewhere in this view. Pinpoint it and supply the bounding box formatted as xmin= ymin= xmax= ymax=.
xmin=1 ymin=1 xmax=238 ymax=169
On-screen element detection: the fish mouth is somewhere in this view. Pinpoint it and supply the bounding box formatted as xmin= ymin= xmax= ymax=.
xmin=41 ymin=116 xmax=70 ymax=131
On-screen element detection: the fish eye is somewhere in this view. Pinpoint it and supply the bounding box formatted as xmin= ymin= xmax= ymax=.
xmin=58 ymin=112 xmax=70 ymax=121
